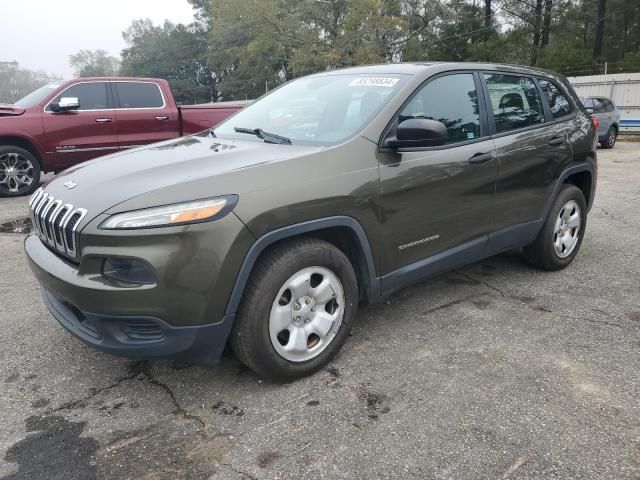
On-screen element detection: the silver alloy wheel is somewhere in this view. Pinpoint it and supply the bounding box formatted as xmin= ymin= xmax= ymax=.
xmin=0 ymin=152 xmax=36 ymax=193
xmin=608 ymin=129 xmax=616 ymax=147
xmin=553 ymin=199 xmax=581 ymax=258
xmin=269 ymin=266 xmax=345 ymax=363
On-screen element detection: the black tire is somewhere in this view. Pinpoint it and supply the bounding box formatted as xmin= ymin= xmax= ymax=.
xmin=230 ymin=237 xmax=358 ymax=381
xmin=601 ymin=127 xmax=617 ymax=149
xmin=523 ymin=184 xmax=587 ymax=271
xmin=0 ymin=145 xmax=41 ymax=197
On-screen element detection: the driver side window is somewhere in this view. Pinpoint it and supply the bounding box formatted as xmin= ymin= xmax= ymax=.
xmin=46 ymin=82 xmax=109 ymax=111
xmin=399 ymin=74 xmax=481 ymax=144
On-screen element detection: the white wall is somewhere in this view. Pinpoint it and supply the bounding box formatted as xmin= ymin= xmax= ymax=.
xmin=568 ymin=73 xmax=640 ymax=133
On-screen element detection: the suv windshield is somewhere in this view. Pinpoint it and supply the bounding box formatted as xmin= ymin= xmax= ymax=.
xmin=214 ymin=74 xmax=409 ymax=145
xmin=14 ymin=82 xmax=63 ymax=108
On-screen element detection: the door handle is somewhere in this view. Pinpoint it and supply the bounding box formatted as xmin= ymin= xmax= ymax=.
xmin=548 ymin=136 xmax=565 ymax=146
xmin=95 ymin=118 xmax=112 ymax=123
xmin=468 ymin=152 xmax=494 ymax=164
xmin=155 ymin=116 xmax=169 ymax=121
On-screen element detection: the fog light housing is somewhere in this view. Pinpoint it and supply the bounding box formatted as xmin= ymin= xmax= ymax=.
xmin=102 ymin=257 xmax=156 ymax=285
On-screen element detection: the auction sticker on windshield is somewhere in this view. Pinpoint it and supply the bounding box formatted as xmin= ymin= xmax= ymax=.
xmin=349 ymin=77 xmax=400 ymax=88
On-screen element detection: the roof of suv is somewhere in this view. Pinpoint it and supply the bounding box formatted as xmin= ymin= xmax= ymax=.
xmin=309 ymin=62 xmax=562 ymax=78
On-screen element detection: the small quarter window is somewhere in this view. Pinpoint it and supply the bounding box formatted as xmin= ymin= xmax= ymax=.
xmin=398 ymin=73 xmax=481 ymax=144
xmin=114 ymin=82 xmax=164 ymax=109
xmin=484 ymin=74 xmax=545 ymax=133
xmin=539 ymin=79 xmax=573 ymax=119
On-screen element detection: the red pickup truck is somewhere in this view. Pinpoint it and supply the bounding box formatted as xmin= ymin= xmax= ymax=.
xmin=0 ymin=77 xmax=246 ymax=196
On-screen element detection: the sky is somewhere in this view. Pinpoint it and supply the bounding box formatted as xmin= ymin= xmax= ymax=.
xmin=0 ymin=0 xmax=196 ymax=78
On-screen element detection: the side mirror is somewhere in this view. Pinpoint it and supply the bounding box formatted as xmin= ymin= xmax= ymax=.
xmin=50 ymin=97 xmax=80 ymax=112
xmin=384 ymin=118 xmax=448 ymax=149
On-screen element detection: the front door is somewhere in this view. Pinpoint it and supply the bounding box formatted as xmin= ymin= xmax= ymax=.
xmin=42 ymin=81 xmax=118 ymax=168
xmin=378 ymin=72 xmax=498 ymax=281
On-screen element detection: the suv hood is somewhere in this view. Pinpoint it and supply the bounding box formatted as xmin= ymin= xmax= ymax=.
xmin=0 ymin=104 xmax=25 ymax=116
xmin=43 ymin=133 xmax=322 ymax=217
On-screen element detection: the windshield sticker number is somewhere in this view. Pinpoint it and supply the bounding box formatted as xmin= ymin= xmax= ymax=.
xmin=349 ymin=77 xmax=399 ymax=88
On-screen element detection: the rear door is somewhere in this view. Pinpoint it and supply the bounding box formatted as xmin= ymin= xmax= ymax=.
xmin=378 ymin=72 xmax=499 ymax=277
xmin=42 ymin=81 xmax=118 ymax=168
xmin=112 ymin=81 xmax=180 ymax=150
xmin=487 ymin=73 xmax=574 ymax=232
xmin=603 ymin=99 xmax=619 ymax=131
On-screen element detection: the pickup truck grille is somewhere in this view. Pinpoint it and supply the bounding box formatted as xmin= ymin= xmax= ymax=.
xmin=29 ymin=187 xmax=87 ymax=260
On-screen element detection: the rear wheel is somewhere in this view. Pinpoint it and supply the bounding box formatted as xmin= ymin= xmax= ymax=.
xmin=601 ymin=127 xmax=617 ymax=149
xmin=0 ymin=146 xmax=41 ymax=197
xmin=523 ymin=184 xmax=587 ymax=271
xmin=231 ymin=237 xmax=358 ymax=380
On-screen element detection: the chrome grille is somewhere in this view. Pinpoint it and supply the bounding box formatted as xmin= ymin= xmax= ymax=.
xmin=29 ymin=187 xmax=87 ymax=259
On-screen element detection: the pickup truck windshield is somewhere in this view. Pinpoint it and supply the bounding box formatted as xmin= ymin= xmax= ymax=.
xmin=214 ymin=74 xmax=408 ymax=146
xmin=14 ymin=82 xmax=63 ymax=108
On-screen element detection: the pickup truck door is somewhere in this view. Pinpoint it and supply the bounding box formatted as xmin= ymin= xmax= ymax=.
xmin=377 ymin=72 xmax=498 ymax=283
xmin=42 ymin=81 xmax=118 ymax=168
xmin=112 ymin=81 xmax=180 ymax=150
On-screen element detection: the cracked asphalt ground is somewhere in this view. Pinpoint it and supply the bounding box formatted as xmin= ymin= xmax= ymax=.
xmin=1 ymin=143 xmax=639 ymax=480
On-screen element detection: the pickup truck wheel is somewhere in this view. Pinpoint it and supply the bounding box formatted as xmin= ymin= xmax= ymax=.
xmin=523 ymin=184 xmax=587 ymax=271
xmin=601 ymin=127 xmax=617 ymax=149
xmin=231 ymin=237 xmax=358 ymax=381
xmin=0 ymin=146 xmax=41 ymax=197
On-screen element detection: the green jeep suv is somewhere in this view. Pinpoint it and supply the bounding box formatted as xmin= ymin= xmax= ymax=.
xmin=25 ymin=63 xmax=597 ymax=380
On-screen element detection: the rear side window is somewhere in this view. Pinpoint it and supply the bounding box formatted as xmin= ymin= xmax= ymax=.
xmin=46 ymin=82 xmax=109 ymax=111
xmin=583 ymin=97 xmax=606 ymax=113
xmin=114 ymin=82 xmax=164 ymax=109
xmin=399 ymin=73 xmax=481 ymax=144
xmin=539 ymin=80 xmax=573 ymax=118
xmin=484 ymin=74 xmax=544 ymax=133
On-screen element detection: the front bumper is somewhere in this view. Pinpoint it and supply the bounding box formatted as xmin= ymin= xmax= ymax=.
xmin=41 ymin=287 xmax=234 ymax=362
xmin=24 ymin=210 xmax=253 ymax=362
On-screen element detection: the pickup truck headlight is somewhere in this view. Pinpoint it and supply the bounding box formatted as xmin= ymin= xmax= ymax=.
xmin=100 ymin=195 xmax=238 ymax=230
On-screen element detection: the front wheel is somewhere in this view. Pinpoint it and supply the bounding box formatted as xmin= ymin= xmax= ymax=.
xmin=523 ymin=184 xmax=587 ymax=271
xmin=231 ymin=237 xmax=358 ymax=381
xmin=0 ymin=146 xmax=41 ymax=197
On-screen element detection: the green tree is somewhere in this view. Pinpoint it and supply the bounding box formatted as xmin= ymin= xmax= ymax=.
xmin=123 ymin=0 xmax=640 ymax=101
xmin=0 ymin=61 xmax=61 ymax=104
xmin=120 ymin=19 xmax=216 ymax=104
xmin=69 ymin=49 xmax=120 ymax=77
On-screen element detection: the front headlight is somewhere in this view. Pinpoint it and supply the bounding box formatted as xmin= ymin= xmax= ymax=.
xmin=100 ymin=195 xmax=238 ymax=230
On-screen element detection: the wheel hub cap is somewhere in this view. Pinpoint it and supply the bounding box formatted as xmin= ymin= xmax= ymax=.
xmin=292 ymin=296 xmax=315 ymax=326
xmin=0 ymin=153 xmax=35 ymax=194
xmin=553 ymin=199 xmax=581 ymax=258
xmin=269 ymin=266 xmax=345 ymax=363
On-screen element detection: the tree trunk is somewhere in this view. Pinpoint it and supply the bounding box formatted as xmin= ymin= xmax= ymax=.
xmin=530 ymin=0 xmax=543 ymax=65
xmin=593 ymin=0 xmax=606 ymax=59
xmin=622 ymin=16 xmax=628 ymax=57
xmin=541 ymin=0 xmax=552 ymax=48
xmin=484 ymin=0 xmax=492 ymax=41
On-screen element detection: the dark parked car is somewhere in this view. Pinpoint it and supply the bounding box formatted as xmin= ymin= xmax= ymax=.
xmin=580 ymin=96 xmax=621 ymax=149
xmin=0 ymin=77 xmax=245 ymax=197
xmin=25 ymin=63 xmax=597 ymax=380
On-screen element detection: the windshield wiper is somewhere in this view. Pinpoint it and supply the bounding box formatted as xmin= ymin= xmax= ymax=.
xmin=234 ymin=127 xmax=292 ymax=145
